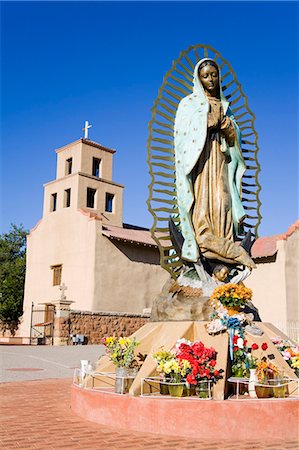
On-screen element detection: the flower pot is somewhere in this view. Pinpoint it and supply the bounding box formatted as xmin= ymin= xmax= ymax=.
xmin=115 ymin=367 xmax=129 ymax=394
xmin=255 ymin=384 xmax=273 ymax=398
xmin=183 ymin=383 xmax=196 ymax=397
xmin=273 ymin=384 xmax=286 ymax=398
xmin=159 ymin=382 xmax=169 ymax=395
xmin=196 ymin=381 xmax=211 ymax=399
xmin=168 ymin=384 xmax=184 ymax=397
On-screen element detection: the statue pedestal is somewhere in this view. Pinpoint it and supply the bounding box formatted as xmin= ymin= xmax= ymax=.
xmin=93 ymin=321 xmax=298 ymax=400
xmin=71 ymin=321 xmax=298 ymax=440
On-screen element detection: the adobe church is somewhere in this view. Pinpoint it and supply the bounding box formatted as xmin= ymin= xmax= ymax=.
xmin=15 ymin=130 xmax=298 ymax=344
xmin=18 ymin=135 xmax=168 ymax=341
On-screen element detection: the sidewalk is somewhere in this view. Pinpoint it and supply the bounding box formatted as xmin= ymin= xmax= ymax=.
xmin=0 ymin=378 xmax=297 ymax=450
xmin=0 ymin=345 xmax=104 ymax=382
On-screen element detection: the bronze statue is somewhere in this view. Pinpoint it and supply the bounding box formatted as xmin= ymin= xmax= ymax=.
xmin=148 ymin=45 xmax=261 ymax=283
xmin=174 ymin=58 xmax=255 ymax=271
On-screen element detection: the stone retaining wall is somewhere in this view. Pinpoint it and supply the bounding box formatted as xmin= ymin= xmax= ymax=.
xmin=58 ymin=310 xmax=150 ymax=344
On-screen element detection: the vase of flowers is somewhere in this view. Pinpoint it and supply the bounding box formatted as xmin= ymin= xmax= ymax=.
xmin=246 ymin=347 xmax=259 ymax=398
xmin=176 ymin=340 xmax=223 ymax=400
xmin=211 ymin=283 xmax=252 ymax=315
xmin=195 ymin=380 xmax=212 ymax=399
xmin=251 ymin=342 xmax=279 ymax=399
xmin=231 ymin=335 xmax=248 ymax=379
xmin=102 ymin=336 xmax=139 ymax=394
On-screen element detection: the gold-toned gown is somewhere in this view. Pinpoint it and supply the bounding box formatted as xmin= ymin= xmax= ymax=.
xmin=192 ymin=95 xmax=251 ymax=266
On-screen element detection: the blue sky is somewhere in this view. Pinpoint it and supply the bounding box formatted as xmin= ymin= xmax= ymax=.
xmin=1 ymin=1 xmax=298 ymax=237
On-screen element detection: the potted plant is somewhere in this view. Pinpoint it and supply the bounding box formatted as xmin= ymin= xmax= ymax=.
xmin=102 ymin=336 xmax=139 ymax=394
xmin=153 ymin=348 xmax=174 ymax=395
xmin=210 ymin=283 xmax=252 ymax=316
xmin=153 ymin=349 xmax=191 ymax=397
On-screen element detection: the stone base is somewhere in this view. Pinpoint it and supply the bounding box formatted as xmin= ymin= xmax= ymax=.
xmin=150 ymin=278 xmax=213 ymax=321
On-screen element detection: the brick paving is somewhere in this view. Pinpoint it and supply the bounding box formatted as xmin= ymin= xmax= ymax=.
xmin=0 ymin=378 xmax=298 ymax=450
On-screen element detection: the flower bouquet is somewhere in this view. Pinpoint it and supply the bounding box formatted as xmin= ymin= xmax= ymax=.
xmin=231 ymin=335 xmax=249 ymax=378
xmin=102 ymin=336 xmax=140 ymax=394
xmin=153 ymin=348 xmax=191 ymax=397
xmin=271 ymin=337 xmax=299 ymax=377
xmin=210 ymin=283 xmax=252 ymax=316
xmin=249 ymin=342 xmax=282 ymax=398
xmin=176 ymin=340 xmax=223 ymax=398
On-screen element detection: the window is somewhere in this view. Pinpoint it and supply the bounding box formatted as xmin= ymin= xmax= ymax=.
xmin=64 ymin=188 xmax=71 ymax=208
xmin=87 ymin=188 xmax=96 ymax=208
xmin=105 ymin=193 xmax=114 ymax=213
xmin=50 ymin=193 xmax=57 ymax=212
xmin=51 ymin=265 xmax=62 ymax=286
xmin=66 ymin=158 xmax=72 ymax=175
xmin=92 ymin=158 xmax=101 ymax=178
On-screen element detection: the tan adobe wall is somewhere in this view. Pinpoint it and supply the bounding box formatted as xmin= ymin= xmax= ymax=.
xmin=284 ymin=229 xmax=299 ymax=325
xmin=80 ymin=142 xmax=113 ymax=180
xmin=56 ymin=141 xmax=82 ymax=179
xmin=93 ymin=230 xmax=169 ymax=314
xmin=43 ymin=174 xmax=79 ymax=217
xmin=77 ymin=176 xmax=123 ymax=227
xmin=246 ymin=242 xmax=287 ymax=329
xmin=58 ymin=310 xmax=150 ymax=344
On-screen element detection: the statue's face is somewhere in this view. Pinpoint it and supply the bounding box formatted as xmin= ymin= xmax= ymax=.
xmin=199 ymin=64 xmax=219 ymax=93
xmin=214 ymin=267 xmax=229 ymax=282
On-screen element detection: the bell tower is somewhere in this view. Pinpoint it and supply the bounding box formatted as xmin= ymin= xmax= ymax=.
xmin=43 ymin=137 xmax=124 ymax=227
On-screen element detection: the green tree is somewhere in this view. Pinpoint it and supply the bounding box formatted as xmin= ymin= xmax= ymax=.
xmin=0 ymin=224 xmax=27 ymax=335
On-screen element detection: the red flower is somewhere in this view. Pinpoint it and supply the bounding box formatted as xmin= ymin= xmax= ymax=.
xmin=232 ymin=335 xmax=239 ymax=344
xmin=209 ymin=359 xmax=217 ymax=367
xmin=233 ymin=346 xmax=238 ymax=352
xmin=243 ymin=340 xmax=247 ymax=347
xmin=186 ymin=374 xmax=196 ymax=385
xmin=261 ymin=342 xmax=268 ymax=351
xmin=251 ymin=343 xmax=259 ymax=350
xmin=214 ymin=370 xmax=219 ymax=377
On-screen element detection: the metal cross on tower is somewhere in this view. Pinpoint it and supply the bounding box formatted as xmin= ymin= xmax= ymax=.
xmin=82 ymin=120 xmax=92 ymax=139
xmin=59 ymin=282 xmax=68 ymax=300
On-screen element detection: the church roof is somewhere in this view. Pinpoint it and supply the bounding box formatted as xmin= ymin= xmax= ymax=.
xmin=102 ymin=224 xmax=157 ymax=247
xmin=251 ymin=220 xmax=299 ymax=259
xmin=55 ymin=139 xmax=116 ymax=154
xmin=102 ymin=220 xmax=299 ymax=259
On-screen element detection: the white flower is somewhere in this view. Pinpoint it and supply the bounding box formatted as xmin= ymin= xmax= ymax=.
xmin=176 ymin=338 xmax=191 ymax=349
xmin=237 ymin=338 xmax=244 ymax=349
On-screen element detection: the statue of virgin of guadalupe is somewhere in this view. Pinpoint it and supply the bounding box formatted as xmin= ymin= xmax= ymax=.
xmin=174 ymin=58 xmax=255 ymax=269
